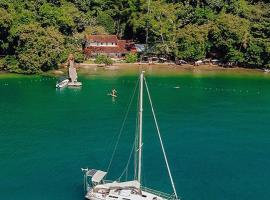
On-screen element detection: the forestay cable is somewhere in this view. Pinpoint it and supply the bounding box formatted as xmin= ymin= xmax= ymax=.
xmin=144 ymin=78 xmax=180 ymax=200
xmin=106 ymin=78 xmax=139 ymax=175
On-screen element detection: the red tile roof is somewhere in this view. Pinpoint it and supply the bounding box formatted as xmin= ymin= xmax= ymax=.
xmin=85 ymin=35 xmax=118 ymax=43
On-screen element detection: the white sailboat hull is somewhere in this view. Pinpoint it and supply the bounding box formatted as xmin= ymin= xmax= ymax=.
xmin=56 ymin=79 xmax=69 ymax=88
xmin=85 ymin=181 xmax=174 ymax=200
xmin=85 ymin=188 xmax=171 ymax=200
xmin=82 ymin=72 xmax=179 ymax=200
xmin=68 ymin=81 xmax=82 ymax=87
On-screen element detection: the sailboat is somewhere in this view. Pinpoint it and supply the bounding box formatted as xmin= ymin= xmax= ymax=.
xmin=82 ymin=72 xmax=180 ymax=200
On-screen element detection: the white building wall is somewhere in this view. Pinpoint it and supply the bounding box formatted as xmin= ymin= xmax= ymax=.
xmin=87 ymin=42 xmax=117 ymax=47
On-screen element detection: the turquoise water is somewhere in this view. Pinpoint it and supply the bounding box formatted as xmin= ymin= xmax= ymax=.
xmin=0 ymin=69 xmax=270 ymax=200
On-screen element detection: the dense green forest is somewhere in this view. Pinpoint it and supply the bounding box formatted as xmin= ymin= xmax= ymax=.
xmin=0 ymin=0 xmax=269 ymax=73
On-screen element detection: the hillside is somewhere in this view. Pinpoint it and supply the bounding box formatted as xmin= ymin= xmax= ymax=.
xmin=0 ymin=0 xmax=269 ymax=73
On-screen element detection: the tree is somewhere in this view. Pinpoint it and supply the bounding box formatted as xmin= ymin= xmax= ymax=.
xmin=2 ymin=55 xmax=20 ymax=73
xmin=245 ymin=39 xmax=264 ymax=67
xmin=209 ymin=13 xmax=250 ymax=63
xmin=16 ymin=23 xmax=65 ymax=73
xmin=1 ymin=0 xmax=270 ymax=72
xmin=0 ymin=8 xmax=12 ymax=53
xmin=134 ymin=1 xmax=187 ymax=56
xmin=177 ymin=24 xmax=210 ymax=60
xmin=84 ymin=26 xmax=108 ymax=35
xmin=96 ymin=11 xmax=115 ymax=34
xmin=60 ymin=34 xmax=84 ymax=63
xmin=125 ymin=53 xmax=138 ymax=63
xmin=95 ymin=55 xmax=113 ymax=66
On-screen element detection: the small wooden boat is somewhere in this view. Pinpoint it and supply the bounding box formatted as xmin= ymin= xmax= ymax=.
xmin=56 ymin=78 xmax=69 ymax=88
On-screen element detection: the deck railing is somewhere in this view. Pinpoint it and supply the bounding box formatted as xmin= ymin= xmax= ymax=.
xmin=141 ymin=186 xmax=176 ymax=200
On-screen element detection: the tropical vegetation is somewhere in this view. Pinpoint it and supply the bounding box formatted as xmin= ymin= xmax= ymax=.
xmin=0 ymin=0 xmax=269 ymax=73
xmin=125 ymin=53 xmax=138 ymax=63
xmin=95 ymin=54 xmax=113 ymax=66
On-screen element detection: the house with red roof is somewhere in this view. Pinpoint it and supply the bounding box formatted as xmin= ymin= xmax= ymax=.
xmin=84 ymin=35 xmax=137 ymax=59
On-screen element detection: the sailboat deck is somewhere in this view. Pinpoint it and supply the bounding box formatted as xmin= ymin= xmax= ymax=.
xmin=101 ymin=180 xmax=175 ymax=200
xmin=141 ymin=186 xmax=175 ymax=200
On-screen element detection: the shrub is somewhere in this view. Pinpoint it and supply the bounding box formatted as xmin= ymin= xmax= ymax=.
xmin=3 ymin=55 xmax=22 ymax=73
xmin=125 ymin=53 xmax=138 ymax=63
xmin=95 ymin=55 xmax=113 ymax=66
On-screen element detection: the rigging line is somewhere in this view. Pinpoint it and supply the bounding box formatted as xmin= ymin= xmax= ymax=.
xmin=106 ymin=78 xmax=139 ymax=175
xmin=144 ymin=78 xmax=180 ymax=200
xmin=134 ymin=104 xmax=139 ymax=180
xmin=134 ymin=85 xmax=140 ymax=180
xmin=117 ymin=138 xmax=136 ymax=181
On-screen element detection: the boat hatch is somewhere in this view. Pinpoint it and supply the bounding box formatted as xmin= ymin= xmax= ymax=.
xmin=86 ymin=169 xmax=107 ymax=183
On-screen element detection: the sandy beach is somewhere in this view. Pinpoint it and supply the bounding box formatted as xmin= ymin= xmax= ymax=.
xmin=69 ymin=62 xmax=268 ymax=77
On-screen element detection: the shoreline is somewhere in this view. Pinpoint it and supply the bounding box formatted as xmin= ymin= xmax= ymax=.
xmin=0 ymin=63 xmax=268 ymax=77
xmin=76 ymin=63 xmax=267 ymax=76
xmin=79 ymin=62 xmax=264 ymax=73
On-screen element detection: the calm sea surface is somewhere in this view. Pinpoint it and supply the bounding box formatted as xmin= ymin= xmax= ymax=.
xmin=0 ymin=68 xmax=270 ymax=200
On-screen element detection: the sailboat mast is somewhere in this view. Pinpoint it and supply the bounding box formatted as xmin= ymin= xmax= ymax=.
xmin=137 ymin=72 xmax=144 ymax=184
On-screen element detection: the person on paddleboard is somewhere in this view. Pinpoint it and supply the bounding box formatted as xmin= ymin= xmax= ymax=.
xmin=108 ymin=88 xmax=117 ymax=97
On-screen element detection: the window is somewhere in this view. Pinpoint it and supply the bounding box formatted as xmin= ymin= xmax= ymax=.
xmin=109 ymin=196 xmax=118 ymax=199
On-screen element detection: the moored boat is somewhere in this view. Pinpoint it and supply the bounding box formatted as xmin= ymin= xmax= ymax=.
xmin=82 ymin=72 xmax=180 ymax=200
xmin=56 ymin=78 xmax=69 ymax=88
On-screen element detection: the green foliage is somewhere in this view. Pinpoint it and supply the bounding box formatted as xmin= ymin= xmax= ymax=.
xmin=192 ymin=7 xmax=216 ymax=25
xmin=84 ymin=26 xmax=108 ymax=35
xmin=0 ymin=0 xmax=270 ymax=73
xmin=125 ymin=53 xmax=138 ymax=63
xmin=0 ymin=58 xmax=4 ymax=70
xmin=2 ymin=55 xmax=21 ymax=73
xmin=177 ymin=24 xmax=210 ymax=60
xmin=0 ymin=7 xmax=12 ymax=52
xmin=16 ymin=23 xmax=65 ymax=73
xmin=245 ymin=40 xmax=264 ymax=67
xmin=38 ymin=2 xmax=83 ymax=35
xmin=134 ymin=1 xmax=185 ymax=55
xmin=208 ymin=13 xmax=250 ymax=62
xmin=96 ymin=12 xmax=115 ymax=34
xmin=60 ymin=35 xmax=84 ymax=63
xmin=94 ymin=55 xmax=113 ymax=66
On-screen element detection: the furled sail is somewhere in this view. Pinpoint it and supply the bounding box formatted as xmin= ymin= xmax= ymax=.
xmin=69 ymin=60 xmax=78 ymax=82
